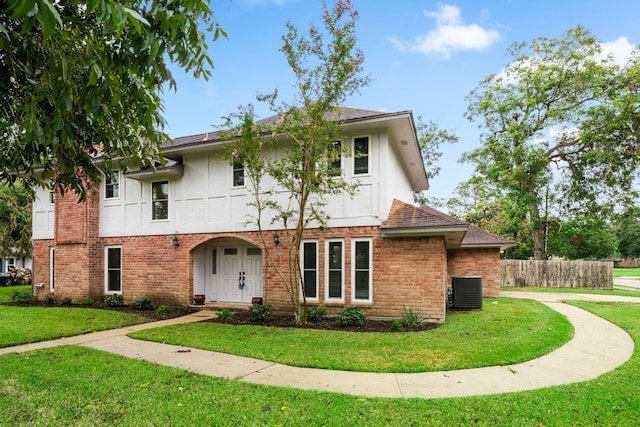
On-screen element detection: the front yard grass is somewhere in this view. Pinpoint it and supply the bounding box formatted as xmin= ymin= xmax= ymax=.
xmin=613 ymin=268 xmax=640 ymax=277
xmin=0 ymin=300 xmax=637 ymax=426
xmin=0 ymin=285 xmax=31 ymax=303
xmin=129 ymin=298 xmax=572 ymax=373
xmin=503 ymin=286 xmax=640 ymax=297
xmin=0 ymin=305 xmax=149 ymax=347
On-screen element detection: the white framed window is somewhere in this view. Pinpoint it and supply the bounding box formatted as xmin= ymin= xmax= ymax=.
xmin=328 ymin=141 xmax=342 ymax=177
xmin=105 ymin=246 xmax=122 ymax=293
xmin=325 ymin=239 xmax=344 ymax=301
xmin=232 ymin=161 xmax=245 ymax=187
xmin=352 ymin=238 xmax=372 ymax=302
xmin=105 ymin=171 xmax=120 ymax=199
xmin=353 ymin=135 xmax=370 ymax=175
xmin=151 ymin=181 xmax=169 ymax=221
xmin=301 ymin=240 xmax=319 ymax=300
xmin=49 ymin=247 xmax=55 ymax=291
xmin=49 ymin=179 xmax=55 ymax=204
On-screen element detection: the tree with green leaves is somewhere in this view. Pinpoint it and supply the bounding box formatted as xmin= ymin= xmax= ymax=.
xmin=0 ymin=180 xmax=33 ymax=259
xmin=1 ymin=0 xmax=224 ymax=198
xmin=221 ymin=0 xmax=370 ymax=325
xmin=414 ymin=118 xmax=458 ymax=206
xmin=464 ymin=26 xmax=640 ymax=260
xmin=615 ymin=207 xmax=640 ymax=259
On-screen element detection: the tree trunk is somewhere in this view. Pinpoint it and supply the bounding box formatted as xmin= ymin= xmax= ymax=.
xmin=529 ymin=199 xmax=547 ymax=260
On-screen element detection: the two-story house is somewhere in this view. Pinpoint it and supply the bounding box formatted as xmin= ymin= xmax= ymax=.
xmin=31 ymin=108 xmax=513 ymax=322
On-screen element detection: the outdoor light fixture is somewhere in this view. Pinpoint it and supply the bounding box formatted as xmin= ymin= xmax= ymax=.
xmin=172 ymin=235 xmax=180 ymax=249
xmin=273 ymin=233 xmax=280 ymax=245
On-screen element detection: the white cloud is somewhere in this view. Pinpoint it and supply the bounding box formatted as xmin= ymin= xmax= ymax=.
xmin=389 ymin=3 xmax=500 ymax=60
xmin=599 ymin=36 xmax=635 ymax=66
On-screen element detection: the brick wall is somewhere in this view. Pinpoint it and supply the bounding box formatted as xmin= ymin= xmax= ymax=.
xmin=447 ymin=248 xmax=501 ymax=298
xmin=35 ymin=221 xmax=450 ymax=322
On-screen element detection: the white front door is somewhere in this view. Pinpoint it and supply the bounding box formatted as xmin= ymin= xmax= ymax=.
xmin=218 ymin=245 xmax=262 ymax=304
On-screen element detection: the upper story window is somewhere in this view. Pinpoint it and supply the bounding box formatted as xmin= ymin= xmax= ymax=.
xmin=233 ymin=161 xmax=244 ymax=187
xmin=328 ymin=141 xmax=342 ymax=177
xmin=105 ymin=171 xmax=120 ymax=199
xmin=151 ymin=181 xmax=169 ymax=221
xmin=353 ymin=136 xmax=369 ymax=175
xmin=49 ymin=180 xmax=55 ymax=204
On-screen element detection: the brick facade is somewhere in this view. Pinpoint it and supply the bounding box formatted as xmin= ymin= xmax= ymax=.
xmin=447 ymin=248 xmax=501 ymax=298
xmin=33 ymin=194 xmax=502 ymax=323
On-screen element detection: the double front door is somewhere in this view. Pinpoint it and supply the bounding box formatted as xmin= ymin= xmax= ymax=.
xmin=202 ymin=242 xmax=262 ymax=304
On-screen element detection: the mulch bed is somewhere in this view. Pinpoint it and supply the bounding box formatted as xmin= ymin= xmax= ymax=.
xmin=207 ymin=311 xmax=440 ymax=332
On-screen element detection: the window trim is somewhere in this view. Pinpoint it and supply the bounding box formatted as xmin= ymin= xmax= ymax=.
xmin=104 ymin=246 xmax=123 ymax=294
xmin=300 ymin=240 xmax=319 ymax=301
xmin=49 ymin=247 xmax=55 ymax=292
xmin=351 ymin=238 xmax=373 ymax=303
xmin=151 ymin=180 xmax=170 ymax=221
xmin=232 ymin=161 xmax=245 ymax=188
xmin=105 ymin=170 xmax=121 ymax=200
xmin=324 ymin=239 xmax=345 ymax=302
xmin=352 ymin=135 xmax=370 ymax=176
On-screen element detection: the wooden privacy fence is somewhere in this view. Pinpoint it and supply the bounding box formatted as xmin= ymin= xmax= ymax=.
xmin=500 ymin=259 xmax=613 ymax=290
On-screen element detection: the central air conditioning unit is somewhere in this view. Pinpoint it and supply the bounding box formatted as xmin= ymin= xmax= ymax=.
xmin=451 ymin=276 xmax=483 ymax=310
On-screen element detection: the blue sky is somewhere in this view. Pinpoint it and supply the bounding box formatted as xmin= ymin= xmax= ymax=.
xmin=162 ymin=0 xmax=640 ymax=200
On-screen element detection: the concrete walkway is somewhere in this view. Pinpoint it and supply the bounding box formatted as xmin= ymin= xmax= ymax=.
xmin=1 ymin=292 xmax=637 ymax=399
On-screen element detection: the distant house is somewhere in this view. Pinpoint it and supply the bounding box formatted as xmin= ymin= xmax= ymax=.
xmin=0 ymin=254 xmax=32 ymax=274
xmin=31 ymin=108 xmax=514 ymax=322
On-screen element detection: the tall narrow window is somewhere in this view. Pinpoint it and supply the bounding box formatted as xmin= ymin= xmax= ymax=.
xmin=328 ymin=141 xmax=341 ymax=176
xmin=151 ymin=181 xmax=169 ymax=220
xmin=353 ymin=239 xmax=372 ymax=301
xmin=326 ymin=240 xmax=343 ymax=300
xmin=105 ymin=246 xmax=122 ymax=293
xmin=301 ymin=241 xmax=318 ymax=299
xmin=49 ymin=180 xmax=55 ymax=204
xmin=233 ymin=161 xmax=245 ymax=187
xmin=105 ymin=171 xmax=120 ymax=199
xmin=353 ymin=136 xmax=369 ymax=175
xmin=49 ymin=247 xmax=55 ymax=291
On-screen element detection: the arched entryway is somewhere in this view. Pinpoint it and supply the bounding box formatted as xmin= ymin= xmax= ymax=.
xmin=193 ymin=238 xmax=262 ymax=304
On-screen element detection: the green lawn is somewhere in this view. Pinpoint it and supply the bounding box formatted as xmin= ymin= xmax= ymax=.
xmin=502 ymin=286 xmax=640 ymax=297
xmin=613 ymin=268 xmax=640 ymax=277
xmin=0 ymin=285 xmax=31 ymax=303
xmin=0 ymin=305 xmax=149 ymax=347
xmin=0 ymin=300 xmax=637 ymax=426
xmin=130 ymin=298 xmax=572 ymax=372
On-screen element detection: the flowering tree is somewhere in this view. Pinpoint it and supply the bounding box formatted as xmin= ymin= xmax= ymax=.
xmin=221 ymin=0 xmax=370 ymax=325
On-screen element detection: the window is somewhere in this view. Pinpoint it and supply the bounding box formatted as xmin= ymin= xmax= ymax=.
xmin=326 ymin=240 xmax=344 ymax=300
xmin=233 ymin=161 xmax=244 ymax=187
xmin=105 ymin=246 xmax=122 ymax=293
xmin=328 ymin=141 xmax=341 ymax=176
xmin=151 ymin=181 xmax=169 ymax=220
xmin=105 ymin=171 xmax=120 ymax=199
xmin=352 ymin=239 xmax=372 ymax=301
xmin=353 ymin=136 xmax=369 ymax=175
xmin=49 ymin=180 xmax=55 ymax=204
xmin=49 ymin=247 xmax=55 ymax=291
xmin=301 ymin=241 xmax=318 ymax=299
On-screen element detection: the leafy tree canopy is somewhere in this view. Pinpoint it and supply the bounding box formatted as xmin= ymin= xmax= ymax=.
xmin=0 ymin=180 xmax=33 ymax=258
xmin=1 ymin=0 xmax=224 ymax=198
xmin=463 ymin=26 xmax=640 ymax=259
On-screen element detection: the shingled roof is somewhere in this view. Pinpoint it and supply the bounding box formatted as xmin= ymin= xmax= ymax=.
xmin=164 ymin=107 xmax=399 ymax=150
xmin=381 ymin=199 xmax=515 ymax=250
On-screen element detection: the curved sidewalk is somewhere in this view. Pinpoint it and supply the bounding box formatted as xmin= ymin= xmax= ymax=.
xmin=1 ymin=292 xmax=637 ymax=398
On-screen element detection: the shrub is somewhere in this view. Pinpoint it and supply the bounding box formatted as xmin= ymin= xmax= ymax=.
xmin=61 ymin=297 xmax=73 ymax=306
xmin=81 ymin=297 xmax=95 ymax=306
xmin=248 ymin=303 xmax=272 ymax=321
xmin=392 ymin=319 xmax=403 ymax=332
xmin=155 ymin=305 xmax=171 ymax=314
xmin=337 ymin=306 xmax=366 ymax=325
xmin=10 ymin=291 xmax=35 ymax=304
xmin=402 ymin=306 xmax=424 ymax=328
xmin=307 ymin=306 xmax=327 ymax=322
xmin=103 ymin=294 xmax=124 ymax=307
xmin=44 ymin=294 xmax=56 ymax=305
xmin=216 ymin=308 xmax=234 ymax=320
xmin=131 ymin=298 xmax=153 ymax=310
